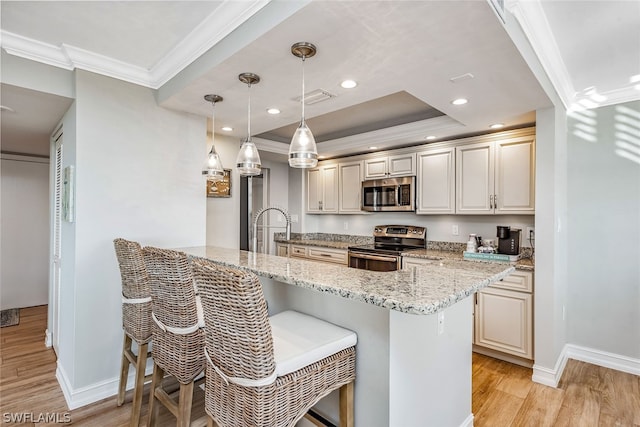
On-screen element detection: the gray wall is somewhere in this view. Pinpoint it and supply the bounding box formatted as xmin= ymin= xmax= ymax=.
xmin=566 ymin=100 xmax=640 ymax=359
xmin=0 ymin=155 xmax=50 ymax=310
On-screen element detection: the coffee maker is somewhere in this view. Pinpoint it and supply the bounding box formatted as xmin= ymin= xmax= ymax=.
xmin=496 ymin=226 xmax=521 ymax=255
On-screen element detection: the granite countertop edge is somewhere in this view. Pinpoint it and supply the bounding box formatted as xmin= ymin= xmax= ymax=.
xmin=181 ymin=246 xmax=516 ymax=316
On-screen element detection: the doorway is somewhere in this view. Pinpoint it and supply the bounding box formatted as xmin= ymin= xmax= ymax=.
xmin=239 ymin=168 xmax=270 ymax=252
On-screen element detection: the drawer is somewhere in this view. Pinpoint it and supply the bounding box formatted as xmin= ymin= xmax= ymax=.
xmin=307 ymin=247 xmax=348 ymax=265
xmin=489 ymin=270 xmax=533 ymax=293
xmin=290 ymin=245 xmax=308 ymax=258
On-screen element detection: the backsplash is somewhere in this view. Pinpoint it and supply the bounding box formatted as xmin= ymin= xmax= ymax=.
xmin=274 ymin=232 xmax=373 ymax=245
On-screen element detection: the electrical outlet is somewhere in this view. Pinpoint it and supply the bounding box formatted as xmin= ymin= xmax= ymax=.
xmin=343 ymin=221 xmax=349 ymax=230
xmin=437 ymin=311 xmax=445 ymax=335
xmin=452 ymin=224 xmax=459 ymax=236
xmin=291 ymin=214 xmax=299 ymax=223
xmin=526 ymin=227 xmax=535 ymax=241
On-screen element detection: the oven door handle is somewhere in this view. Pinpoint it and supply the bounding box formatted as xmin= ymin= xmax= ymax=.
xmin=349 ymin=252 xmax=399 ymax=262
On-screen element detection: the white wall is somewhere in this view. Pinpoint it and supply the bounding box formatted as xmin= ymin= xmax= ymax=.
xmin=0 ymin=155 xmax=50 ymax=310
xmin=205 ymin=133 xmax=240 ymax=249
xmin=566 ymin=100 xmax=640 ymax=359
xmin=55 ymin=70 xmax=207 ymax=400
xmin=533 ymin=106 xmax=569 ymax=372
xmin=205 ymin=133 xmax=290 ymax=253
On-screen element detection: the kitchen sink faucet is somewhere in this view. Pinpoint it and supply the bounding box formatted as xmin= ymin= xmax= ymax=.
xmin=252 ymin=206 xmax=291 ymax=254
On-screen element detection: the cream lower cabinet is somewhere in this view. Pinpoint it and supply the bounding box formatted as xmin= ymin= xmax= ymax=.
xmin=474 ymin=270 xmax=533 ymax=360
xmin=275 ymin=243 xmax=289 ymax=257
xmin=401 ymin=257 xmax=439 ymax=269
xmin=278 ymin=243 xmax=347 ymax=266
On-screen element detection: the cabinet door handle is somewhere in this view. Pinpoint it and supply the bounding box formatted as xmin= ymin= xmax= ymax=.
xmin=494 ymin=194 xmax=497 ymax=209
xmin=489 ymin=195 xmax=493 ymax=209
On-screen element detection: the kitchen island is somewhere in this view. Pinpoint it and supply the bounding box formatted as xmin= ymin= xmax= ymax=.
xmin=180 ymin=246 xmax=514 ymax=427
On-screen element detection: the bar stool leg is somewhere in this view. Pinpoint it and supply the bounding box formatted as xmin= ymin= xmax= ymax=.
xmin=339 ymin=381 xmax=355 ymax=427
xmin=117 ymin=334 xmax=133 ymax=406
xmin=129 ymin=342 xmax=148 ymax=427
xmin=177 ymin=382 xmax=194 ymax=427
xmin=146 ymin=363 xmax=164 ymax=427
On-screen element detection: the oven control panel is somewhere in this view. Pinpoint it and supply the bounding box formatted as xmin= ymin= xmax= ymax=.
xmin=373 ymin=225 xmax=426 ymax=239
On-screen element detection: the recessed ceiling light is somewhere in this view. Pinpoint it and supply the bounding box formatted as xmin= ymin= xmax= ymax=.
xmin=267 ymin=108 xmax=280 ymax=115
xmin=425 ymin=135 xmax=436 ymax=140
xmin=369 ymin=146 xmax=378 ymax=150
xmin=451 ymin=98 xmax=468 ymax=105
xmin=489 ymin=123 xmax=504 ymax=129
xmin=340 ymin=80 xmax=357 ymax=89
xmin=221 ymin=126 xmax=233 ymax=132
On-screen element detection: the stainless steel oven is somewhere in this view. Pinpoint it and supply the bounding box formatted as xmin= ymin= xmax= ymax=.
xmin=348 ymin=251 xmax=401 ymax=272
xmin=348 ymin=225 xmax=427 ymax=272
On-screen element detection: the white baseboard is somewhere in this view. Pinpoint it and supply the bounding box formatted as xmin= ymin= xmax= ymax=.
xmin=56 ymin=358 xmax=154 ymax=410
xmin=460 ymin=413 xmax=474 ymax=427
xmin=532 ymin=343 xmax=640 ymax=388
xmin=565 ymin=344 xmax=640 ymax=376
xmin=44 ymin=329 xmax=52 ymax=348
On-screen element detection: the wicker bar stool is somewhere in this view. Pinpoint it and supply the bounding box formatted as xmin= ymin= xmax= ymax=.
xmin=142 ymin=246 xmax=205 ymax=427
xmin=191 ymin=258 xmax=357 ymax=427
xmin=114 ymin=238 xmax=153 ymax=427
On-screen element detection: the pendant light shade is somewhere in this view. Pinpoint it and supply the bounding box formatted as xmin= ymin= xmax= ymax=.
xmin=289 ymin=42 xmax=318 ymax=168
xmin=236 ymin=73 xmax=262 ymax=176
xmin=202 ymin=94 xmax=225 ymax=182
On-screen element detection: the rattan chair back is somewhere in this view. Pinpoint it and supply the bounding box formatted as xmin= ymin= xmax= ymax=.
xmin=113 ymin=238 xmax=152 ymax=344
xmin=193 ymin=258 xmax=357 ymax=427
xmin=192 ymin=258 xmax=275 ymax=381
xmin=143 ymin=246 xmax=205 ymax=384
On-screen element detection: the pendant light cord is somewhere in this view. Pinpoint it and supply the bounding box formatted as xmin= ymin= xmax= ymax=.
xmin=301 ymin=55 xmax=306 ymax=124
xmin=247 ymin=82 xmax=252 ymax=142
xmin=211 ymin=101 xmax=216 ymax=153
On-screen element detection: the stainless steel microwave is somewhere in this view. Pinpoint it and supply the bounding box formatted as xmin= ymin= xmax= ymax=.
xmin=361 ymin=176 xmax=415 ymax=212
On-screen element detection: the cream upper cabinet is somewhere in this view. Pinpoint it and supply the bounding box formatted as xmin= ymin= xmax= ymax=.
xmin=474 ymin=270 xmax=534 ymax=360
xmin=364 ymin=153 xmax=416 ymax=179
xmin=495 ymin=138 xmax=535 ymax=214
xmin=456 ymin=134 xmax=535 ymax=214
xmin=339 ymin=160 xmax=364 ymax=213
xmin=416 ymin=146 xmax=455 ymax=214
xmin=307 ymin=164 xmax=338 ymax=214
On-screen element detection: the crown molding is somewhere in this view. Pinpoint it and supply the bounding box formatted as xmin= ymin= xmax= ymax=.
xmin=254 ymin=115 xmax=465 ymax=158
xmin=507 ymin=0 xmax=640 ymax=110
xmin=149 ymin=0 xmax=270 ymax=88
xmin=507 ymin=0 xmax=575 ymax=110
xmin=0 ymin=0 xmax=269 ymax=89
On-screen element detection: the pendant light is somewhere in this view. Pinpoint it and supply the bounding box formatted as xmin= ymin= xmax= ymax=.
xmin=289 ymin=42 xmax=318 ymax=168
xmin=202 ymin=94 xmax=225 ymax=182
xmin=236 ymin=72 xmax=262 ymax=176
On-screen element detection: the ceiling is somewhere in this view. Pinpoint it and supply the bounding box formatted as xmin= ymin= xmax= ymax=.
xmin=1 ymin=0 xmax=638 ymax=160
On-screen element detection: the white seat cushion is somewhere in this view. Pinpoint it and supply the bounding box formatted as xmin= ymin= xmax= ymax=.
xmin=269 ymin=310 xmax=357 ymax=377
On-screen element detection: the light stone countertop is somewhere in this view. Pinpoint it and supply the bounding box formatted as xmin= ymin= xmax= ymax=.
xmin=278 ymin=239 xmax=353 ymax=250
xmin=179 ymin=246 xmax=515 ymax=316
xmin=274 ymin=235 xmax=535 ymax=271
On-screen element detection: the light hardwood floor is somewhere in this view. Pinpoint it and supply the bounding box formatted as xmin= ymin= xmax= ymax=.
xmin=1 ymin=305 xmax=639 ymax=426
